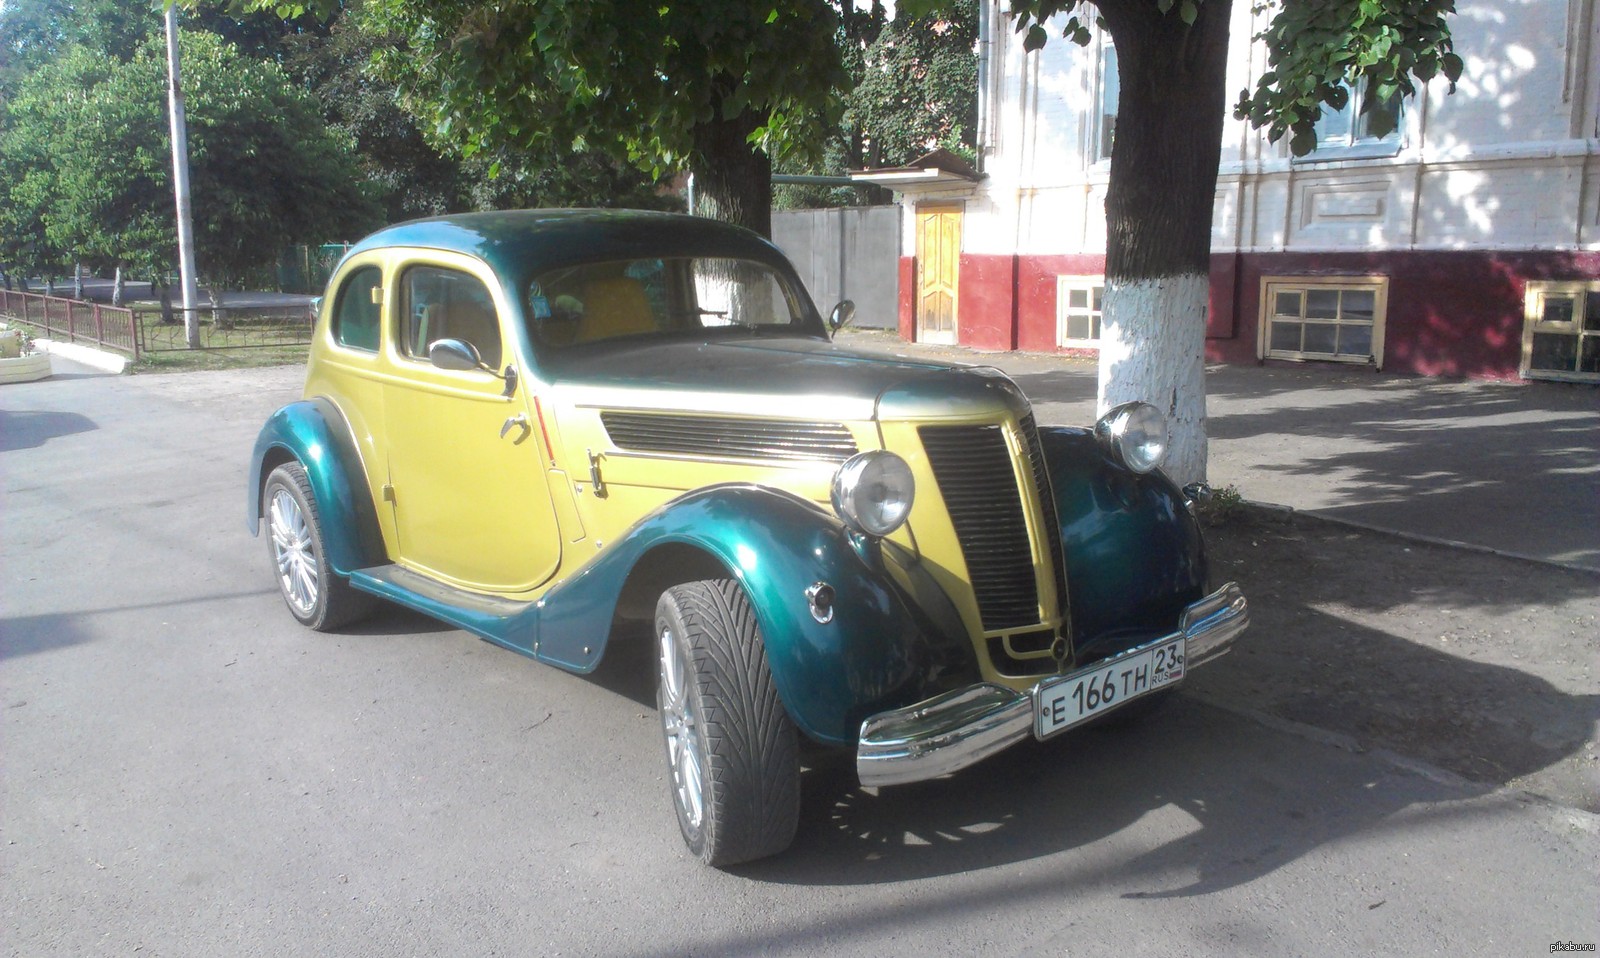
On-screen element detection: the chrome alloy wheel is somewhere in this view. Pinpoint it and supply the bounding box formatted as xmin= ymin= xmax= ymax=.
xmin=658 ymin=623 xmax=705 ymax=832
xmin=269 ymin=486 xmax=319 ymax=617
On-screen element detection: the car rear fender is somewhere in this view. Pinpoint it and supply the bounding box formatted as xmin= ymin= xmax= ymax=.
xmin=534 ymin=484 xmax=973 ymax=746
xmin=247 ymin=399 xmax=387 ymax=576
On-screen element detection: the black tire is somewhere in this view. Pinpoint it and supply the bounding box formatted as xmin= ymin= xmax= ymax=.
xmin=654 ymin=579 xmax=800 ymax=866
xmin=262 ymin=462 xmax=374 ymax=631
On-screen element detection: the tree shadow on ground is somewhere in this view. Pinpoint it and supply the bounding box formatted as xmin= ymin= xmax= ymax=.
xmin=1201 ymin=365 xmax=1600 ymax=567
xmin=718 ymin=510 xmax=1597 ymax=891
xmin=0 ymin=408 xmax=97 ymax=452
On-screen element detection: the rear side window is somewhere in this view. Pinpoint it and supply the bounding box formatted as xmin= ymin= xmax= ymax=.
xmin=332 ymin=266 xmax=382 ymax=352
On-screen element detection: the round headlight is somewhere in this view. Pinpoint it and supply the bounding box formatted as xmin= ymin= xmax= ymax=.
xmin=1095 ymin=401 xmax=1168 ymax=474
xmin=831 ymin=451 xmax=915 ymax=537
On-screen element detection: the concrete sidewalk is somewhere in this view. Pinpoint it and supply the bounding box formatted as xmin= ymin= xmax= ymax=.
xmin=838 ymin=330 xmax=1600 ymax=572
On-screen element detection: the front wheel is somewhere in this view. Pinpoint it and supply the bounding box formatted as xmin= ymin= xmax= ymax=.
xmin=263 ymin=462 xmax=374 ymax=631
xmin=655 ymin=579 xmax=800 ymax=866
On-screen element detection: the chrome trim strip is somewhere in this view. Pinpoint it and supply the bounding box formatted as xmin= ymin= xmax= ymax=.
xmin=856 ymin=582 xmax=1248 ymax=788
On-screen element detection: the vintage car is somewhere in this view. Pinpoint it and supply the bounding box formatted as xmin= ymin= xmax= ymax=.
xmin=248 ymin=209 xmax=1247 ymax=866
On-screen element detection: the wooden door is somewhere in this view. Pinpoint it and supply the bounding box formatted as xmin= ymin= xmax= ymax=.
xmin=915 ymin=205 xmax=962 ymax=345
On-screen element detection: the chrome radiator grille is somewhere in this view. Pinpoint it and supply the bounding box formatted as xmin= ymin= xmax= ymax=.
xmin=918 ymin=422 xmax=1042 ymax=631
xmin=600 ymin=412 xmax=858 ymax=462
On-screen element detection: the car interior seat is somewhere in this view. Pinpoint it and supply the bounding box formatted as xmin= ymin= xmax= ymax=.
xmin=577 ymin=277 xmax=655 ymax=343
xmin=444 ymin=300 xmax=501 ymax=368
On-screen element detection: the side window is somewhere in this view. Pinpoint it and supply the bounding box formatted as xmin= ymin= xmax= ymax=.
xmin=400 ymin=266 xmax=502 ymax=369
xmin=1299 ymin=79 xmax=1403 ymax=161
xmin=1095 ymin=38 xmax=1117 ymax=162
xmin=332 ymin=266 xmax=382 ymax=352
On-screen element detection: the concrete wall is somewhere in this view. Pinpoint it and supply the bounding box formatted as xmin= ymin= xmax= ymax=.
xmin=772 ymin=206 xmax=900 ymax=328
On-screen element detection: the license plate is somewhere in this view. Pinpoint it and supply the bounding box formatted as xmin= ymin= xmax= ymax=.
xmin=1034 ymin=636 xmax=1186 ymax=738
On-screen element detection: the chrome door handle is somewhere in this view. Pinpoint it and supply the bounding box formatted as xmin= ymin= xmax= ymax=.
xmin=500 ymin=414 xmax=531 ymax=444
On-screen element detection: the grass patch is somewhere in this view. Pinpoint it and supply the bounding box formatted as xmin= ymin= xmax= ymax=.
xmin=131 ymin=343 xmax=309 ymax=372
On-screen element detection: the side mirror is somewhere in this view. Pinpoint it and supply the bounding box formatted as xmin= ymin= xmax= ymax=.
xmin=828 ymin=299 xmax=857 ymax=334
xmin=428 ymin=338 xmax=482 ymax=371
xmin=429 ymin=338 xmax=519 ymax=398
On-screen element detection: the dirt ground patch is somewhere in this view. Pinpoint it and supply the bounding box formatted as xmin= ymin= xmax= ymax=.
xmin=1189 ymin=506 xmax=1600 ymax=812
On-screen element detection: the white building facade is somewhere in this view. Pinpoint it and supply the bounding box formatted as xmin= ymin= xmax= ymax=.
xmin=871 ymin=0 xmax=1600 ymax=382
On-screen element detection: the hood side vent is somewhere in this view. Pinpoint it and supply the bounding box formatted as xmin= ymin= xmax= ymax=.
xmin=600 ymin=412 xmax=858 ymax=463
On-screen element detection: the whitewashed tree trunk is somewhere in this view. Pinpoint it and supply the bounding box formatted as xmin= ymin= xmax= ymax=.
xmin=1093 ymin=0 xmax=1232 ymax=492
xmin=1097 ymin=274 xmax=1209 ymax=487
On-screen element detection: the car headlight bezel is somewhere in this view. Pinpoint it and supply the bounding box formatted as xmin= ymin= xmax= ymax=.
xmin=831 ymin=450 xmax=916 ymax=538
xmin=1095 ymin=401 xmax=1169 ymax=474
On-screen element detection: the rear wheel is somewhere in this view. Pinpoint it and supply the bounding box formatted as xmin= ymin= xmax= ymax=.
xmin=655 ymin=579 xmax=800 ymax=866
xmin=263 ymin=462 xmax=374 ymax=631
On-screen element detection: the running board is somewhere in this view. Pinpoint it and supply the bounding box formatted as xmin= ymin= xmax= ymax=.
xmin=348 ymin=564 xmax=536 ymax=652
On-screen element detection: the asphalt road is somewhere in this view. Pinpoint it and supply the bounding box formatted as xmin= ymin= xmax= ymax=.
xmin=3 ymin=362 xmax=1596 ymax=957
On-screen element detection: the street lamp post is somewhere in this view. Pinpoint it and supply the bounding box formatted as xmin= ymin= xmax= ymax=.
xmin=164 ymin=6 xmax=201 ymax=349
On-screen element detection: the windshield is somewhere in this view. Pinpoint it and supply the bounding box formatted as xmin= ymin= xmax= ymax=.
xmin=525 ymin=257 xmax=812 ymax=350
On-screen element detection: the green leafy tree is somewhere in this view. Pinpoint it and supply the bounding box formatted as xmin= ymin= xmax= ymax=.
xmin=0 ymin=0 xmax=155 ymax=83
xmin=0 ymin=0 xmax=324 ymax=87
xmin=966 ymin=0 xmax=1461 ymax=485
xmin=775 ymin=1 xmax=977 ymax=210
xmin=327 ymin=0 xmax=848 ymax=237
xmin=853 ymin=0 xmax=978 ymax=168
xmin=276 ymin=4 xmax=675 ymax=221
xmin=0 ymin=31 xmax=379 ymax=302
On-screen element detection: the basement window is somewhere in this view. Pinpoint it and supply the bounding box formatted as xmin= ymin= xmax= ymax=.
xmin=1522 ymin=282 xmax=1600 ymax=382
xmin=1056 ymin=277 xmax=1104 ymax=348
xmin=1260 ymin=276 xmax=1388 ymax=366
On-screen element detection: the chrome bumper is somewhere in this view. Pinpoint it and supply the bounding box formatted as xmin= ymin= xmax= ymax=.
xmin=856 ymin=582 xmax=1248 ymax=788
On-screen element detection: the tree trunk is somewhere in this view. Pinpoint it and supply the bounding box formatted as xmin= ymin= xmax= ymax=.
xmin=209 ymin=284 xmax=230 ymax=332
xmin=158 ymin=281 xmax=175 ymax=325
xmin=111 ymin=266 xmax=125 ymax=307
xmin=690 ymin=93 xmax=773 ymax=238
xmin=1096 ymin=0 xmax=1232 ymax=487
xmin=73 ymin=261 xmax=84 ymax=300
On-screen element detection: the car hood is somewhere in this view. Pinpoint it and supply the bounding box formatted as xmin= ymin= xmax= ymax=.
xmin=543 ymin=336 xmax=1031 ymax=422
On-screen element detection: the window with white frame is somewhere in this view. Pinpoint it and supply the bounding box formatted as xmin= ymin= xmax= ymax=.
xmin=1522 ymin=282 xmax=1600 ymax=382
xmin=1304 ymin=79 xmax=1403 ymax=160
xmin=1057 ymin=277 xmax=1104 ymax=347
xmin=1261 ymin=276 xmax=1388 ymax=366
xmin=1096 ymin=40 xmax=1118 ymax=162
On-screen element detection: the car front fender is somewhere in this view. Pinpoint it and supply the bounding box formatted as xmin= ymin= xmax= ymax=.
xmin=534 ymin=484 xmax=973 ymax=746
xmin=1038 ymin=426 xmax=1209 ymax=661
xmin=247 ymin=398 xmax=386 ymax=577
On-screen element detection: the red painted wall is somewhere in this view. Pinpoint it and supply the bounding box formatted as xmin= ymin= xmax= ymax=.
xmin=897 ymin=257 xmax=916 ymax=341
xmin=924 ymin=248 xmax=1600 ymax=379
xmin=1222 ymin=250 xmax=1600 ymax=378
xmin=1016 ymin=255 xmax=1106 ymax=352
xmin=955 ymin=254 xmax=1017 ymax=350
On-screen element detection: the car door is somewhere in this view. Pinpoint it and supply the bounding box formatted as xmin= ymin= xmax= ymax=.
xmin=380 ymin=255 xmax=561 ymax=594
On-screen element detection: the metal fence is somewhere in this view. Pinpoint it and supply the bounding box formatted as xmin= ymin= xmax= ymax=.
xmin=132 ymin=303 xmax=316 ymax=353
xmin=0 ymin=288 xmax=318 ymax=357
xmin=0 ymin=289 xmax=140 ymax=358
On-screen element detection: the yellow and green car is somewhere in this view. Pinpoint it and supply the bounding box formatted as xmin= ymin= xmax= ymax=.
xmin=248 ymin=209 xmax=1247 ymax=866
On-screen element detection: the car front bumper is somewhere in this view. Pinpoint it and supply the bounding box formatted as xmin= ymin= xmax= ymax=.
xmin=856 ymin=582 xmax=1248 ymax=788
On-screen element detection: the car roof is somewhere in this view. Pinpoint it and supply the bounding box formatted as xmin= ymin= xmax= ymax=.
xmin=343 ymin=209 xmax=793 ymax=282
